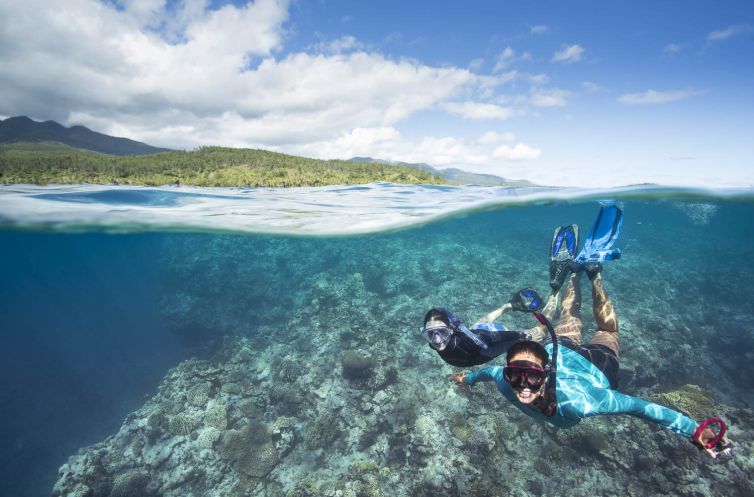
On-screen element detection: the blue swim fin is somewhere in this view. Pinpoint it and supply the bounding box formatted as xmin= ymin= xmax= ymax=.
xmin=575 ymin=204 xmax=623 ymax=264
xmin=549 ymin=224 xmax=579 ymax=291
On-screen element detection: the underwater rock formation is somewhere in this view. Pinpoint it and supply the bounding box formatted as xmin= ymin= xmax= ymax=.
xmin=221 ymin=422 xmax=278 ymax=478
xmin=52 ymin=334 xmax=754 ymax=497
xmin=341 ymin=350 xmax=377 ymax=381
xmin=650 ymin=384 xmax=722 ymax=421
xmin=53 ymin=227 xmax=754 ymax=497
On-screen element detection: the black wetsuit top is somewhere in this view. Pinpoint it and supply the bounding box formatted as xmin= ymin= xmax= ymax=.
xmin=435 ymin=328 xmax=528 ymax=367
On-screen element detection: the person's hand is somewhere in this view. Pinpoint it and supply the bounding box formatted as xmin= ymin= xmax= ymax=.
xmin=692 ymin=420 xmax=733 ymax=459
xmin=693 ymin=426 xmax=716 ymax=447
xmin=450 ymin=372 xmax=467 ymax=386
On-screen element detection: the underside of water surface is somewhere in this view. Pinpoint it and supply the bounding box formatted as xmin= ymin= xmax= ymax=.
xmin=2 ymin=196 xmax=754 ymax=496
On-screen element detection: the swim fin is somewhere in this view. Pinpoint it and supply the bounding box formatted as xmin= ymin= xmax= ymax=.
xmin=574 ymin=204 xmax=623 ymax=264
xmin=549 ymin=224 xmax=579 ymax=291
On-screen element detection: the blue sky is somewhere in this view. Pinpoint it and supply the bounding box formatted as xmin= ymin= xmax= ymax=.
xmin=1 ymin=0 xmax=752 ymax=186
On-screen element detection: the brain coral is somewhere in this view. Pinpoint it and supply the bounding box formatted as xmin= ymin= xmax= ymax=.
xmin=221 ymin=422 xmax=279 ymax=478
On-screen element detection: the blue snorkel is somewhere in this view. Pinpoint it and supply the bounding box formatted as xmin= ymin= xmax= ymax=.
xmin=449 ymin=312 xmax=489 ymax=350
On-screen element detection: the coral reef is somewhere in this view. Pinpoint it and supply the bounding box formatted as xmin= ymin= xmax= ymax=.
xmin=52 ymin=333 xmax=754 ymax=497
xmin=341 ymin=350 xmax=377 ymax=381
xmin=221 ymin=422 xmax=278 ymax=478
xmin=303 ymin=412 xmax=342 ymax=451
xmin=650 ymin=384 xmax=721 ymax=421
xmin=53 ymin=205 xmax=754 ymax=497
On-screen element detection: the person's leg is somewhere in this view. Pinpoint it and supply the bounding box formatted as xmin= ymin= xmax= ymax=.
xmin=588 ymin=272 xmax=620 ymax=358
xmin=553 ymin=272 xmax=583 ymax=344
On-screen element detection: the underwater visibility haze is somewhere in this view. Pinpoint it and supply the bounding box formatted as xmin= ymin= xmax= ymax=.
xmin=2 ymin=184 xmax=754 ymax=496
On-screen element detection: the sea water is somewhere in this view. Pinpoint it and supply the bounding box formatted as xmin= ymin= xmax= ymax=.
xmin=1 ymin=184 xmax=753 ymax=496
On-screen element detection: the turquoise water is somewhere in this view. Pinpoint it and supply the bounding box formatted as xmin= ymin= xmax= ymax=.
xmin=1 ymin=185 xmax=753 ymax=496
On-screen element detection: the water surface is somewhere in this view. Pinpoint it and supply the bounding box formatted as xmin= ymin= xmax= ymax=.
xmin=1 ymin=184 xmax=753 ymax=496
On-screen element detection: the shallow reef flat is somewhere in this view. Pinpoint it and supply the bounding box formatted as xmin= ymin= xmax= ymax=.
xmin=51 ymin=335 xmax=754 ymax=497
xmin=53 ymin=201 xmax=754 ymax=496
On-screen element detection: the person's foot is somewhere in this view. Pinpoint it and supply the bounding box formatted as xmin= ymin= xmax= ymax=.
xmin=568 ymin=261 xmax=602 ymax=280
xmin=549 ymin=225 xmax=578 ymax=291
xmin=585 ymin=262 xmax=602 ymax=280
xmin=550 ymin=260 xmax=570 ymax=291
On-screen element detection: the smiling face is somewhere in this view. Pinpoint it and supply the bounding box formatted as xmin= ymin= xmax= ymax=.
xmin=507 ymin=351 xmax=546 ymax=405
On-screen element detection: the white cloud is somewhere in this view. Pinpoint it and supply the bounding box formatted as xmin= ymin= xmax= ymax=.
xmin=289 ymin=127 xmax=478 ymax=166
xmin=492 ymin=46 xmax=531 ymax=73
xmin=581 ymin=81 xmax=603 ymax=93
xmin=552 ymin=44 xmax=584 ymax=63
xmin=618 ymin=89 xmax=704 ymax=105
xmin=0 ymin=0 xmax=565 ymax=178
xmin=492 ymin=143 xmax=542 ymax=161
xmin=118 ymin=0 xmax=166 ymax=26
xmin=468 ymin=57 xmax=484 ymax=71
xmin=664 ymin=43 xmax=682 ymax=54
xmin=326 ymin=126 xmax=401 ymax=152
xmin=530 ymin=88 xmax=570 ymax=107
xmin=487 ymin=71 xmax=520 ymax=86
xmin=493 ymin=46 xmax=515 ymax=72
xmin=0 ymin=0 xmax=483 ymax=150
xmin=288 ymin=126 xmax=541 ymax=170
xmin=708 ymin=24 xmax=753 ymax=42
xmin=531 ymin=25 xmax=549 ymax=34
xmin=477 ymin=131 xmax=515 ymax=145
xmin=311 ymin=35 xmax=364 ymax=54
xmin=527 ymin=73 xmax=549 ymax=86
xmin=443 ymin=101 xmax=517 ymax=120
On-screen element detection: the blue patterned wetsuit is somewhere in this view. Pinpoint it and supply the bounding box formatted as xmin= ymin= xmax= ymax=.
xmin=466 ymin=342 xmax=698 ymax=438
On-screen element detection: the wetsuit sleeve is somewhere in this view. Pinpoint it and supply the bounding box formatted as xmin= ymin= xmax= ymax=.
xmin=573 ymin=387 xmax=698 ymax=438
xmin=466 ymin=366 xmax=505 ymax=386
xmin=473 ymin=328 xmax=528 ymax=345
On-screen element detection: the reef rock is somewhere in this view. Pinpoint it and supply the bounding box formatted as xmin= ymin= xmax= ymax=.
xmin=52 ymin=232 xmax=754 ymax=497
xmin=221 ymin=423 xmax=278 ymax=478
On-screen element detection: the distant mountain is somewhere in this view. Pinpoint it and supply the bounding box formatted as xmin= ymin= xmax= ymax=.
xmin=349 ymin=157 xmax=535 ymax=187
xmin=0 ymin=116 xmax=172 ymax=156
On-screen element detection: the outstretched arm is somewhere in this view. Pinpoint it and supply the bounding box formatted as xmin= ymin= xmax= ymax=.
xmin=465 ymin=366 xmax=505 ymax=386
xmin=473 ymin=303 xmax=513 ymax=326
xmin=574 ymin=387 xmax=698 ymax=437
xmin=450 ymin=366 xmax=505 ymax=387
xmin=585 ymin=389 xmax=732 ymax=456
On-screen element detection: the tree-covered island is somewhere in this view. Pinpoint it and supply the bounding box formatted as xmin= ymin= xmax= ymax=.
xmin=0 ymin=142 xmax=447 ymax=187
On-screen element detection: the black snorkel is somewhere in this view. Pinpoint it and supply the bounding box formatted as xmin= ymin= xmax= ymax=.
xmin=509 ymin=288 xmax=558 ymax=416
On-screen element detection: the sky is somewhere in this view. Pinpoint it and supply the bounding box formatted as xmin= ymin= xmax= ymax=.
xmin=0 ymin=0 xmax=753 ymax=187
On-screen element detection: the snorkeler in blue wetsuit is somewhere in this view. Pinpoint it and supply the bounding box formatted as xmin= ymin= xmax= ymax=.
xmin=451 ymin=268 xmax=734 ymax=458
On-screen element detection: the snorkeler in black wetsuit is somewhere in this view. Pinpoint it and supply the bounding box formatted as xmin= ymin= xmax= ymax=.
xmin=423 ymin=297 xmax=546 ymax=367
